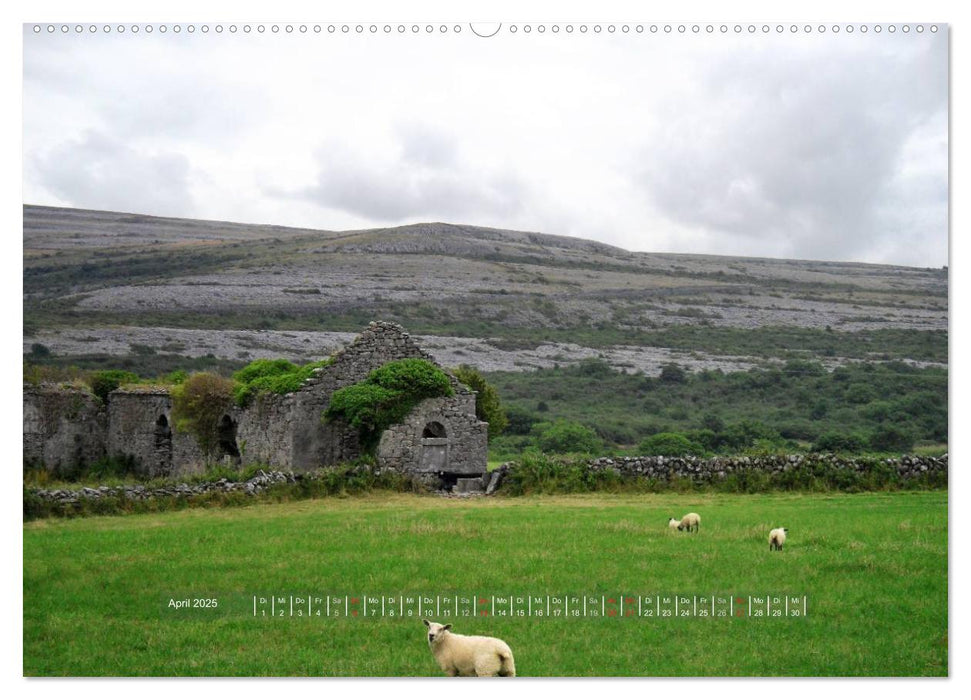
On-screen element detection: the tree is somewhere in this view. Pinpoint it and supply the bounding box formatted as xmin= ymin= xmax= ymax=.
xmin=171 ymin=372 xmax=235 ymax=458
xmin=452 ymin=364 xmax=508 ymax=438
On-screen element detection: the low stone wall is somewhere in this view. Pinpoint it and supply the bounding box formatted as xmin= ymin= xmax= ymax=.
xmin=490 ymin=453 xmax=948 ymax=490
xmin=28 ymin=469 xmax=296 ymax=507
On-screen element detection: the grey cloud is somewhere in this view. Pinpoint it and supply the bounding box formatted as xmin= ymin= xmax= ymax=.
xmin=396 ymin=122 xmax=459 ymax=167
xmin=24 ymin=34 xmax=265 ymax=145
xmin=638 ymin=37 xmax=947 ymax=263
xmin=29 ymin=130 xmax=194 ymax=216
xmin=291 ymin=133 xmax=526 ymax=222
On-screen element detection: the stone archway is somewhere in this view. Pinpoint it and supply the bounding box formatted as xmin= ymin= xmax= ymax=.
xmin=422 ymin=421 xmax=447 ymax=438
xmin=218 ymin=414 xmax=241 ymax=464
xmin=154 ymin=414 xmax=173 ymax=474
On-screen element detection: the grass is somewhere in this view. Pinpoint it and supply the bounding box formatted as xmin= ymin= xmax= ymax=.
xmin=23 ymin=491 xmax=947 ymax=676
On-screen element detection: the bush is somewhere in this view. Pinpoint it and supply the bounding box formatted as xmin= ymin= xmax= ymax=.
xmin=535 ymin=421 xmax=602 ymax=454
xmin=87 ymin=369 xmax=139 ymax=403
xmin=452 ymin=364 xmax=508 ymax=438
xmin=232 ymin=358 xmax=332 ymax=405
xmin=813 ymin=431 xmax=868 ymax=453
xmin=574 ymin=357 xmax=614 ymax=377
xmin=719 ymin=421 xmax=782 ymax=451
xmin=501 ymin=451 xmax=623 ymax=495
xmin=638 ymin=432 xmax=707 ymax=457
xmin=845 ymin=383 xmax=878 ymax=404
xmin=869 ymin=426 xmax=916 ymax=453
xmin=233 ymin=358 xmax=298 ymax=384
xmin=29 ymin=343 xmax=51 ymax=358
xmin=505 ymin=406 xmax=539 ymax=435
xmin=700 ymin=413 xmax=725 ymax=432
xmin=171 ymin=373 xmax=236 ymax=458
xmin=165 ymin=370 xmax=189 ymax=385
xmin=659 ymin=363 xmax=687 ymax=384
xmin=325 ymin=359 xmax=454 ymax=451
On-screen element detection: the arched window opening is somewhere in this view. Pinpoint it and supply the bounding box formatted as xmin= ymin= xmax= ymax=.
xmin=218 ymin=414 xmax=241 ymax=460
xmin=422 ymin=421 xmax=447 ymax=438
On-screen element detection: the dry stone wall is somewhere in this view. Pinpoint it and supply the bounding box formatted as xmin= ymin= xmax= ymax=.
xmin=235 ymin=392 xmax=293 ymax=467
xmin=23 ymin=386 xmax=105 ymax=475
xmin=490 ymin=453 xmax=948 ymax=491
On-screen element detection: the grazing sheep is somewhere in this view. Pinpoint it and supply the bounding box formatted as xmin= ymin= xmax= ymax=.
xmin=678 ymin=512 xmax=701 ymax=532
xmin=769 ymin=527 xmax=788 ymax=551
xmin=668 ymin=517 xmax=681 ymax=530
xmin=423 ymin=619 xmax=516 ymax=677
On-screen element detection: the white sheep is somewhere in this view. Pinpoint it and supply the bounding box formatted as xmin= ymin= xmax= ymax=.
xmin=677 ymin=512 xmax=701 ymax=532
xmin=423 ymin=619 xmax=516 ymax=677
xmin=668 ymin=517 xmax=680 ymax=530
xmin=769 ymin=527 xmax=788 ymax=551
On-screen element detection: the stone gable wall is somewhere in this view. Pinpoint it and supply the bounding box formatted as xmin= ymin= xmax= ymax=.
xmin=377 ymin=393 xmax=487 ymax=475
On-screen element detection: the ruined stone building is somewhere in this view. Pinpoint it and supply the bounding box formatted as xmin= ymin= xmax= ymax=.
xmin=23 ymin=322 xmax=488 ymax=483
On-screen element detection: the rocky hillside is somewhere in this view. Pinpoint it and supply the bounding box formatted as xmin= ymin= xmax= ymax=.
xmin=23 ymin=204 xmax=948 ymax=374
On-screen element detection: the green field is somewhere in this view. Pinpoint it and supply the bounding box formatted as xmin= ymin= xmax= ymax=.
xmin=23 ymin=491 xmax=947 ymax=676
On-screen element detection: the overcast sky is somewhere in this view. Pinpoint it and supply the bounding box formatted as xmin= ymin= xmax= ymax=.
xmin=22 ymin=24 xmax=948 ymax=267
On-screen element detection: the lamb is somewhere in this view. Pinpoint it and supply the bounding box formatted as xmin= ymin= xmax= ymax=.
xmin=423 ymin=619 xmax=516 ymax=677
xmin=668 ymin=517 xmax=680 ymax=530
xmin=769 ymin=527 xmax=788 ymax=551
xmin=677 ymin=512 xmax=701 ymax=532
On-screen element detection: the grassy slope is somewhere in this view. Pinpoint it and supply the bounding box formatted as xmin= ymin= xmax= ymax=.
xmin=23 ymin=492 xmax=947 ymax=676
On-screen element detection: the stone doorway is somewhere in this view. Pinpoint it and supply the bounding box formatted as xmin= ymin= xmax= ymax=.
xmin=218 ymin=414 xmax=241 ymax=464
xmin=420 ymin=421 xmax=448 ymax=471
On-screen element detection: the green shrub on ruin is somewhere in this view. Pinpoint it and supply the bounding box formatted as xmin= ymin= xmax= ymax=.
xmin=452 ymin=364 xmax=508 ymax=438
xmin=325 ymin=359 xmax=453 ymax=451
xmin=232 ymin=358 xmax=333 ymax=405
xmin=88 ymin=369 xmax=140 ymax=403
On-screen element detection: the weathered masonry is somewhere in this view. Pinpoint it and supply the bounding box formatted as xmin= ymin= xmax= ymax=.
xmin=23 ymin=322 xmax=489 ymax=483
